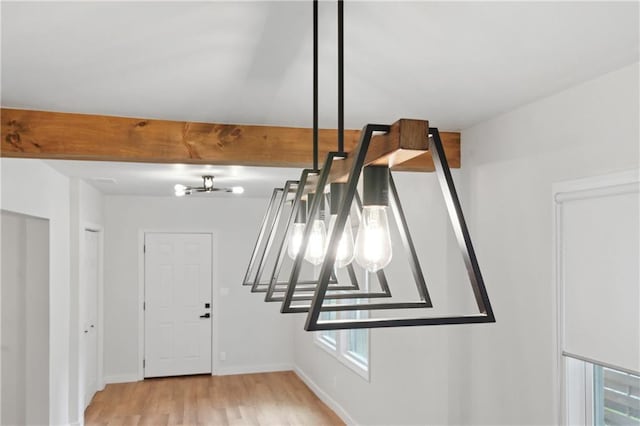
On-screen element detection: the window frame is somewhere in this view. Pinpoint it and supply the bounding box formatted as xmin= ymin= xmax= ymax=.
xmin=314 ymin=273 xmax=371 ymax=381
xmin=314 ymin=322 xmax=370 ymax=380
xmin=553 ymin=170 xmax=640 ymax=424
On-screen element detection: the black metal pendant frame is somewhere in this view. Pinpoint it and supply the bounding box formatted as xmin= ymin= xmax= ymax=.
xmin=244 ymin=179 xmax=345 ymax=296
xmin=303 ymin=125 xmax=495 ymax=330
xmin=264 ymin=167 xmax=393 ymax=304
xmin=243 ymin=187 xmax=283 ymax=288
xmin=279 ymin=150 xmax=434 ymax=314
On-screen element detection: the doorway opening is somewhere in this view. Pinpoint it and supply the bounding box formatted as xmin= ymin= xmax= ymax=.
xmin=1 ymin=210 xmax=50 ymax=425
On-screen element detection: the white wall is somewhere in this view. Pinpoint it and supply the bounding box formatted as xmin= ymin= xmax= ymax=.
xmin=1 ymin=212 xmax=27 ymax=426
xmin=102 ymin=195 xmax=294 ymax=381
xmin=290 ymin=62 xmax=639 ymax=425
xmin=457 ymin=62 xmax=639 ymax=424
xmin=1 ymin=62 xmax=636 ymax=426
xmin=69 ymin=178 xmax=104 ymax=425
xmin=1 ymin=159 xmax=71 ymax=425
xmin=293 ymin=170 xmax=465 ymax=425
xmin=1 ymin=211 xmax=49 ymax=426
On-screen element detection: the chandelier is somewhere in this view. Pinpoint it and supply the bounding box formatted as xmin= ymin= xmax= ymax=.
xmin=244 ymin=0 xmax=494 ymax=331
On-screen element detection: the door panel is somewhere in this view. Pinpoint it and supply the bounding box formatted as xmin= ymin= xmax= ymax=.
xmin=144 ymin=233 xmax=212 ymax=378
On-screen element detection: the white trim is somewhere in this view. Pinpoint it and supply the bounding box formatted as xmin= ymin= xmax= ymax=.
xmin=294 ymin=366 xmax=358 ymax=426
xmin=137 ymin=229 xmax=220 ymax=381
xmin=103 ymin=374 xmax=139 ymax=385
xmin=215 ymin=363 xmax=293 ymax=376
xmin=81 ymin=222 xmax=105 ymax=394
xmin=314 ymin=334 xmax=369 ymax=381
xmin=137 ymin=231 xmax=145 ymax=381
xmin=552 ymin=168 xmax=640 ymax=425
xmin=553 ymin=169 xmax=639 ymax=198
xmin=312 ymin=275 xmax=371 ymax=381
xmin=76 ymin=222 xmax=104 ymax=426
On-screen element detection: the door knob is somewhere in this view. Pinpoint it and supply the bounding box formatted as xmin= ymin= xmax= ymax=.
xmin=199 ymin=313 xmax=210 ymax=319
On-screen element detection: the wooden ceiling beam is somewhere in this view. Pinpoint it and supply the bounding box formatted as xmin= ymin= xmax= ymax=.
xmin=1 ymin=108 xmax=459 ymax=172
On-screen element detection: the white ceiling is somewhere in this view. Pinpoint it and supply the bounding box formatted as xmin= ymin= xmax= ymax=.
xmin=44 ymin=160 xmax=301 ymax=197
xmin=3 ymin=1 xmax=639 ymax=196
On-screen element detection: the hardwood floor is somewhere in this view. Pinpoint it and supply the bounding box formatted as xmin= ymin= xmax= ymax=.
xmin=85 ymin=371 xmax=345 ymax=426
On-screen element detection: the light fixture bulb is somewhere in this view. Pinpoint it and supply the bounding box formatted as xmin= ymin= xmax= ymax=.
xmin=203 ymin=176 xmax=214 ymax=189
xmin=355 ymin=206 xmax=392 ymax=272
xmin=231 ymin=186 xmax=244 ymax=194
xmin=174 ymin=184 xmax=187 ymax=197
xmin=304 ymin=219 xmax=327 ymax=266
xmin=327 ymin=214 xmax=355 ymax=268
xmin=287 ymin=223 xmax=306 ymax=260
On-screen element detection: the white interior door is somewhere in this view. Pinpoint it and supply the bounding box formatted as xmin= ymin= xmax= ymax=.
xmin=144 ymin=233 xmax=212 ymax=378
xmin=80 ymin=229 xmax=99 ymax=408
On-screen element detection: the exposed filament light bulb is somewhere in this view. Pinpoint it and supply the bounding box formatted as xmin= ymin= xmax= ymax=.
xmin=303 ymin=193 xmax=327 ymax=265
xmin=287 ymin=200 xmax=307 ymax=260
xmin=327 ymin=183 xmax=355 ymax=268
xmin=203 ymin=176 xmax=214 ymax=190
xmin=354 ymin=166 xmax=393 ymax=272
xmin=328 ymin=215 xmax=355 ymax=268
xmin=174 ymin=184 xmax=187 ymax=197
xmin=355 ymin=206 xmax=392 ymax=272
xmin=305 ymin=219 xmax=327 ymax=265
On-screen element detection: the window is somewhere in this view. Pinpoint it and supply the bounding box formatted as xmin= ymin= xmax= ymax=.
xmin=565 ymin=358 xmax=640 ymax=425
xmin=315 ymin=276 xmax=370 ymax=379
xmin=555 ymin=172 xmax=640 ymax=426
xmin=594 ymin=366 xmax=640 ymax=425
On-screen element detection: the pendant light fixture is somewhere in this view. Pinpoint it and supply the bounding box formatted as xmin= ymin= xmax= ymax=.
xmin=244 ymin=179 xmax=345 ymax=295
xmin=279 ymin=149 xmax=427 ymax=314
xmin=245 ymin=0 xmax=379 ymax=308
xmin=263 ymin=168 xmax=375 ymax=305
xmin=300 ymin=125 xmax=495 ymax=330
xmin=243 ymin=187 xmax=284 ymax=288
xmin=281 ymin=1 xmax=494 ymax=329
xmin=263 ymin=0 xmax=403 ymax=310
xmin=245 ymin=0 xmax=494 ymax=330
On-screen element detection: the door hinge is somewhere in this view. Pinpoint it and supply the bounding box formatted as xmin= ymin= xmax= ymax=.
xmin=143 ymin=244 xmax=146 ymax=253
xmin=143 ymin=359 xmax=145 ymax=368
xmin=143 ymin=301 xmax=146 ymax=310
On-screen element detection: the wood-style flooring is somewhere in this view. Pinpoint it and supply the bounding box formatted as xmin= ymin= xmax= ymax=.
xmin=85 ymin=371 xmax=345 ymax=426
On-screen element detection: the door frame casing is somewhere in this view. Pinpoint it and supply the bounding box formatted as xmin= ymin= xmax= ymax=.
xmin=79 ymin=222 xmax=104 ymax=406
xmin=137 ymin=229 xmax=218 ymax=380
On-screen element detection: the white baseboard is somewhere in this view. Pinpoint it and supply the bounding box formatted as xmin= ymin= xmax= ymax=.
xmin=215 ymin=363 xmax=293 ymax=376
xmin=103 ymin=373 xmax=139 ymax=384
xmin=103 ymin=364 xmax=291 ymax=384
xmin=294 ymin=366 xmax=358 ymax=426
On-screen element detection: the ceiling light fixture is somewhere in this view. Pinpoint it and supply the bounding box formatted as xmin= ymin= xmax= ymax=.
xmin=245 ymin=0 xmax=394 ymax=309
xmin=299 ymin=125 xmax=495 ymax=330
xmin=264 ymin=0 xmax=400 ymax=310
xmin=174 ymin=175 xmax=243 ymax=197
xmin=246 ymin=0 xmax=493 ymax=331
